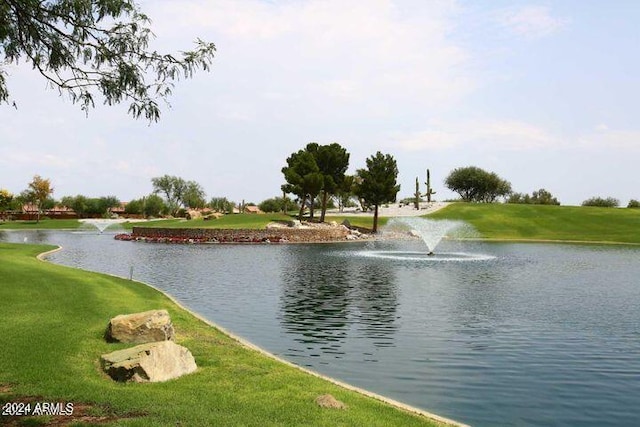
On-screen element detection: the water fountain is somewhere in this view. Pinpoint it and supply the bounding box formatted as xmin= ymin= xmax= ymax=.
xmin=389 ymin=217 xmax=466 ymax=254
xmin=357 ymin=217 xmax=493 ymax=262
xmin=78 ymin=218 xmax=127 ymax=233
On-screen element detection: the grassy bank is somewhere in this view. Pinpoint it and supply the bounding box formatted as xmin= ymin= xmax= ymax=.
xmin=0 ymin=219 xmax=82 ymax=230
xmin=428 ymin=203 xmax=640 ymax=244
xmin=0 ymin=243 xmax=446 ymax=426
xmin=120 ymin=214 xmax=384 ymax=232
xmin=121 ymin=213 xmax=293 ymax=230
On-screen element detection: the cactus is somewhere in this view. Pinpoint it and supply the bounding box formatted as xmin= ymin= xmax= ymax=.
xmin=414 ymin=177 xmax=421 ymax=210
xmin=424 ymin=169 xmax=436 ymax=203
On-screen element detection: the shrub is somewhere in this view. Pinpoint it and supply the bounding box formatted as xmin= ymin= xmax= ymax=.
xmin=581 ymin=197 xmax=619 ymax=208
xmin=507 ymin=188 xmax=560 ymax=205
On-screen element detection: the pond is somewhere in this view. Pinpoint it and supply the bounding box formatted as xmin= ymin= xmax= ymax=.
xmin=2 ymin=230 xmax=639 ymax=426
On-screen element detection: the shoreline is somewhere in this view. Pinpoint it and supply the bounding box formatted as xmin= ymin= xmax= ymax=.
xmin=35 ymin=244 xmax=467 ymax=427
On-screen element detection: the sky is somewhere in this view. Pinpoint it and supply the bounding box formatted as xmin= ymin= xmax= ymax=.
xmin=1 ymin=0 xmax=639 ymax=206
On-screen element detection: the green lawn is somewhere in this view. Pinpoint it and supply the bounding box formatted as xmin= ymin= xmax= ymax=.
xmin=0 ymin=243 xmax=446 ymax=427
xmin=0 ymin=218 xmax=82 ymax=230
xmin=122 ymin=213 xmax=293 ymax=230
xmin=428 ymin=203 xmax=640 ymax=244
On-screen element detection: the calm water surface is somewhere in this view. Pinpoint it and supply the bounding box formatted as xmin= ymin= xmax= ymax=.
xmin=2 ymin=230 xmax=639 ymax=426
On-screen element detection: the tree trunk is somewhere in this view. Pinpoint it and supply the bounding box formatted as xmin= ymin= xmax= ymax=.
xmin=373 ymin=203 xmax=379 ymax=233
xmin=298 ymin=196 xmax=306 ymax=220
xmin=320 ymin=191 xmax=328 ymax=223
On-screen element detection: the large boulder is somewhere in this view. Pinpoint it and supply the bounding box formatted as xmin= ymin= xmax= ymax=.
xmin=106 ymin=310 xmax=175 ymax=344
xmin=101 ymin=341 xmax=197 ymax=383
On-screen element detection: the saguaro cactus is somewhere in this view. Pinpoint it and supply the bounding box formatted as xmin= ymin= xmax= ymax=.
xmin=424 ymin=169 xmax=436 ymax=203
xmin=414 ymin=177 xmax=421 ymax=210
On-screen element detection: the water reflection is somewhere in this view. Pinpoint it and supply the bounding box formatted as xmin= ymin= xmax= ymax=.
xmin=279 ymin=245 xmax=399 ymax=358
xmin=351 ymin=263 xmax=398 ymax=347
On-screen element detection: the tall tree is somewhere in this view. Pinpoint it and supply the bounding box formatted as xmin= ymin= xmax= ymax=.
xmin=0 ymin=0 xmax=215 ymax=121
xmin=282 ymin=149 xmax=324 ymax=220
xmin=26 ymin=175 xmax=53 ymax=222
xmin=355 ymin=152 xmax=400 ymax=233
xmin=306 ymin=142 xmax=350 ymax=222
xmin=151 ymin=175 xmax=186 ymax=216
xmin=183 ymin=181 xmax=206 ymax=209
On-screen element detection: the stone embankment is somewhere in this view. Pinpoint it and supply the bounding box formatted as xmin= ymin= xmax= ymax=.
xmin=115 ymin=221 xmax=369 ymax=244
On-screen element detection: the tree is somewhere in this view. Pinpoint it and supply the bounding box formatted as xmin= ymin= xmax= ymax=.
xmin=628 ymin=199 xmax=640 ymax=208
xmin=143 ymin=194 xmax=165 ymax=217
xmin=355 ymin=152 xmax=400 ymax=233
xmin=0 ymin=0 xmax=215 ymax=121
xmin=281 ymin=149 xmax=324 ymax=220
xmin=335 ymin=174 xmax=356 ymax=212
xmin=209 ymin=197 xmax=234 ymax=213
xmin=444 ymin=166 xmax=511 ymax=203
xmin=124 ymin=198 xmax=143 ymax=215
xmin=182 ymin=181 xmax=206 ymax=209
xmin=306 ymin=142 xmax=350 ymax=222
xmin=61 ymin=194 xmax=88 ymax=217
xmin=582 ymin=197 xmax=619 ymax=208
xmin=26 ymin=175 xmax=53 ymax=222
xmin=0 ymin=189 xmax=13 ymax=212
xmin=151 ymin=175 xmax=204 ymax=216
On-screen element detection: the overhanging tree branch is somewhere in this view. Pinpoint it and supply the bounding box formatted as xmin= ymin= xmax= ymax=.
xmin=0 ymin=0 xmax=215 ymax=121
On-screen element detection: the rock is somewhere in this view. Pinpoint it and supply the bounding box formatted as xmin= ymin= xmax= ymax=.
xmin=315 ymin=394 xmax=347 ymax=409
xmin=408 ymin=230 xmax=421 ymax=238
xmin=106 ymin=310 xmax=175 ymax=344
xmin=185 ymin=210 xmax=202 ymax=220
xmin=341 ymin=219 xmax=351 ymax=228
xmin=266 ymin=222 xmax=287 ymax=230
xmin=101 ymin=341 xmax=197 ymax=383
xmin=346 ymin=234 xmax=357 ymax=240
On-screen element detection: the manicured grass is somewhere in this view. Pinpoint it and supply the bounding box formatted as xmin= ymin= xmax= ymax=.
xmin=0 ymin=219 xmax=82 ymax=230
xmin=120 ymin=214 xmax=294 ymax=230
xmin=428 ymin=203 xmax=640 ymax=244
xmin=0 ymin=243 xmax=444 ymax=426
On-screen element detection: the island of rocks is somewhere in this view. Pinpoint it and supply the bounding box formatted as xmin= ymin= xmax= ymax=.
xmin=114 ymin=220 xmax=370 ymax=244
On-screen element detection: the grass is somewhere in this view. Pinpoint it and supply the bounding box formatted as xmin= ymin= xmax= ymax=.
xmin=0 ymin=243 xmax=445 ymax=427
xmin=428 ymin=203 xmax=640 ymax=244
xmin=121 ymin=213 xmax=293 ymax=230
xmin=0 ymin=219 xmax=82 ymax=230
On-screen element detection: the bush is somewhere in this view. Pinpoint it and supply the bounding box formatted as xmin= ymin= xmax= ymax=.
xmin=507 ymin=188 xmax=560 ymax=205
xmin=628 ymin=199 xmax=640 ymax=208
xmin=581 ymin=197 xmax=619 ymax=208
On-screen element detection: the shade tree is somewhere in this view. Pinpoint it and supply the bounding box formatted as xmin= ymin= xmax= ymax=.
xmin=444 ymin=166 xmax=511 ymax=203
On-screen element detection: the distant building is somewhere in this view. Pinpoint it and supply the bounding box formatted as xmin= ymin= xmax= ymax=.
xmin=244 ymin=205 xmax=263 ymax=214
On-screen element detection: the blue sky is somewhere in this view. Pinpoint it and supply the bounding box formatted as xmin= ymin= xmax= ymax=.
xmin=1 ymin=0 xmax=639 ymax=206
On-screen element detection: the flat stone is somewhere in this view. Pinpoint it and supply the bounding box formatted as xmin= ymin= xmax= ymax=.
xmin=101 ymin=341 xmax=197 ymax=383
xmin=106 ymin=309 xmax=174 ymax=344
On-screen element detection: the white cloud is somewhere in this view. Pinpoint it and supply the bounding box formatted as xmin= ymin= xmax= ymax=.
xmin=578 ymin=128 xmax=640 ymax=151
xmin=497 ymin=5 xmax=568 ymax=40
xmin=146 ymin=0 xmax=473 ymax=113
xmin=392 ymin=119 xmax=562 ymax=151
